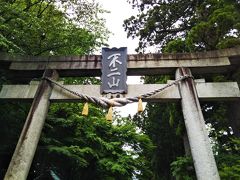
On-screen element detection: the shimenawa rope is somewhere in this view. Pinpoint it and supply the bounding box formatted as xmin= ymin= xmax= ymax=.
xmin=42 ymin=74 xmax=193 ymax=108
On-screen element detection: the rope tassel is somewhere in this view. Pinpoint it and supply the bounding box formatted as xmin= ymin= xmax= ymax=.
xmin=82 ymin=102 xmax=89 ymax=116
xmin=138 ymin=97 xmax=143 ymax=113
xmin=106 ymin=106 xmax=113 ymax=122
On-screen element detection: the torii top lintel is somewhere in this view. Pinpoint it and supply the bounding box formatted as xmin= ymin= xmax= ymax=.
xmin=1 ymin=47 xmax=240 ymax=81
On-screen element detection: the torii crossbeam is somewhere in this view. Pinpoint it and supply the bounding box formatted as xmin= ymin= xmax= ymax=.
xmin=1 ymin=47 xmax=240 ymax=180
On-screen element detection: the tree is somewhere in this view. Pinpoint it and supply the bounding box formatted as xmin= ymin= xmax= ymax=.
xmin=132 ymin=76 xmax=186 ymax=180
xmin=124 ymin=0 xmax=240 ymax=52
xmin=26 ymin=102 xmax=154 ymax=179
xmin=124 ymin=0 xmax=240 ymax=179
xmin=0 ymin=1 xmax=156 ymax=179
xmin=0 ymin=0 xmax=109 ymax=55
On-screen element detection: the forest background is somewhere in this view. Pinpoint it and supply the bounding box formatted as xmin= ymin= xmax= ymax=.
xmin=0 ymin=0 xmax=240 ymax=179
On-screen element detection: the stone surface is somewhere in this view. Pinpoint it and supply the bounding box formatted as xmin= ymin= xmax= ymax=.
xmin=0 ymin=82 xmax=239 ymax=102
xmin=176 ymin=67 xmax=220 ymax=180
xmin=1 ymin=47 xmax=240 ymax=81
xmin=4 ymin=70 xmax=58 ymax=180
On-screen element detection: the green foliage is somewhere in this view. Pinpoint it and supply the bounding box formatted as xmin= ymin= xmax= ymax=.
xmin=0 ymin=0 xmax=109 ymax=55
xmin=124 ymin=0 xmax=240 ymax=52
xmin=171 ymin=156 xmax=196 ymax=180
xmin=220 ymin=163 xmax=240 ymax=180
xmin=0 ymin=102 xmax=30 ymax=178
xmin=0 ymin=1 xmax=156 ymax=179
xmin=124 ymin=0 xmax=198 ymax=52
xmin=217 ymin=138 xmax=240 ymax=179
xmin=218 ymin=153 xmax=240 ymax=180
xmin=131 ymin=75 xmax=187 ymax=179
xmin=29 ymin=103 xmax=154 ymax=179
xmin=0 ymin=99 xmax=154 ymax=179
xmin=163 ymin=38 xmax=190 ymax=53
xmin=132 ymin=75 xmax=185 ymax=179
xmin=126 ymin=0 xmax=240 ymax=179
xmin=186 ymin=2 xmax=240 ymax=51
xmin=171 ymin=138 xmax=240 ymax=180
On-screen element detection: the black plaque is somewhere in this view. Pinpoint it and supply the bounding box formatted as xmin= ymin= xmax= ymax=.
xmin=101 ymin=47 xmax=127 ymax=94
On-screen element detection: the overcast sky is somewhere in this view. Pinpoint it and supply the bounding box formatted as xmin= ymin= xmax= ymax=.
xmin=96 ymin=0 xmax=139 ymax=53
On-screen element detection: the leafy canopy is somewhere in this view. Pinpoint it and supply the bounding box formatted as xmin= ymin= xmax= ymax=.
xmin=0 ymin=1 xmax=155 ymax=179
xmin=29 ymin=103 xmax=154 ymax=179
xmin=124 ymin=0 xmax=240 ymax=52
xmin=0 ymin=0 xmax=109 ymax=55
xmin=125 ymin=0 xmax=240 ymax=179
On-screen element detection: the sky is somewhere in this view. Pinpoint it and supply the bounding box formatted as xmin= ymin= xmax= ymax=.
xmin=96 ymin=0 xmax=139 ymax=54
xmin=95 ymin=0 xmax=146 ymax=117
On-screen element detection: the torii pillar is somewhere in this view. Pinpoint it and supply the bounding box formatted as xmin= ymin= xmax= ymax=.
xmin=176 ymin=67 xmax=220 ymax=180
xmin=4 ymin=70 xmax=58 ymax=180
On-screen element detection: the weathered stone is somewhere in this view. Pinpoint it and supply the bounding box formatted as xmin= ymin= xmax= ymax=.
xmin=176 ymin=67 xmax=220 ymax=180
xmin=0 ymin=82 xmax=239 ymax=102
xmin=4 ymin=70 xmax=58 ymax=180
xmin=1 ymin=47 xmax=240 ymax=81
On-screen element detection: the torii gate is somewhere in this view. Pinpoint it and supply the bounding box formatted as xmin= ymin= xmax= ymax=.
xmin=1 ymin=47 xmax=240 ymax=180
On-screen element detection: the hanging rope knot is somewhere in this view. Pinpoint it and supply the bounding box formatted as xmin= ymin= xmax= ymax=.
xmin=41 ymin=77 xmax=53 ymax=87
xmin=183 ymin=75 xmax=194 ymax=80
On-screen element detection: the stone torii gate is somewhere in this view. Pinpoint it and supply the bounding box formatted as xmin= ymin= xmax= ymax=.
xmin=1 ymin=47 xmax=240 ymax=180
